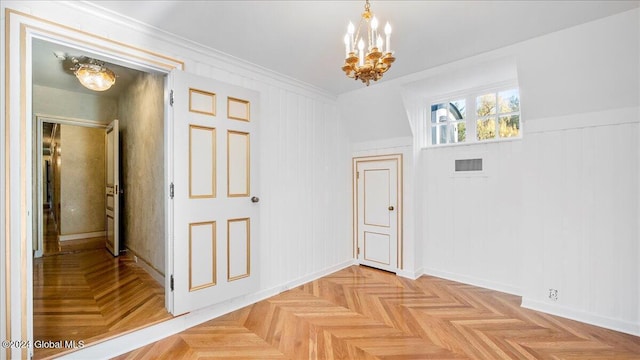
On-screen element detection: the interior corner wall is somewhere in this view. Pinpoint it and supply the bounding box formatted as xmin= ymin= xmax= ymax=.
xmin=351 ymin=137 xmax=417 ymax=277
xmin=417 ymin=9 xmax=639 ymax=334
xmin=516 ymin=8 xmax=639 ymax=336
xmin=118 ymin=72 xmax=165 ymax=274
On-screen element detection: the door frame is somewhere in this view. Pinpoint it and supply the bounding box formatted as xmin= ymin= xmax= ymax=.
xmin=4 ymin=8 xmax=184 ymax=358
xmin=352 ymin=154 xmax=404 ymax=271
xmin=33 ymin=115 xmax=107 ymax=258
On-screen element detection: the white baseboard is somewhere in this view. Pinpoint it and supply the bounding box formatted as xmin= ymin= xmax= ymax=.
xmin=422 ymin=267 xmax=522 ymax=296
xmin=521 ymin=298 xmax=640 ymax=337
xmin=396 ymin=268 xmax=420 ymax=280
xmin=58 ymin=231 xmax=106 ymax=241
xmin=57 ymin=259 xmax=357 ymax=360
xmin=420 ymin=268 xmax=639 ymax=337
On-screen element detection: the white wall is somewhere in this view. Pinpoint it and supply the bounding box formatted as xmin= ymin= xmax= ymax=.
xmin=516 ymin=9 xmax=639 ymax=335
xmin=340 ymin=8 xmax=640 ymax=335
xmin=339 ymin=81 xmax=411 ymax=143
xmin=1 ymin=2 xmax=352 ymax=358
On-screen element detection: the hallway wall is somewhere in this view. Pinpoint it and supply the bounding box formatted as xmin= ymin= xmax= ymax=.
xmin=58 ymin=124 xmax=106 ymax=237
xmin=118 ymin=73 xmax=165 ymax=274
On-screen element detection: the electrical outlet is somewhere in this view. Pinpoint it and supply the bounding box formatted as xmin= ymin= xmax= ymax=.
xmin=548 ymin=288 xmax=558 ymax=301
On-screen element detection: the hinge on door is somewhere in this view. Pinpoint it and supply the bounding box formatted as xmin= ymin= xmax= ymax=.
xmin=170 ymin=182 xmax=174 ymax=199
xmin=357 ymin=247 xmax=360 ymax=256
xmin=357 ymin=171 xmax=360 ymax=179
xmin=169 ymin=90 xmax=174 ymax=107
xmin=170 ymin=274 xmax=174 ymax=291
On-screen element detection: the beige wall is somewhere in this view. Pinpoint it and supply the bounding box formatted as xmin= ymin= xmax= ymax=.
xmin=118 ymin=73 xmax=165 ymax=273
xmin=34 ymin=84 xmax=118 ymax=122
xmin=59 ymin=124 xmax=106 ymax=235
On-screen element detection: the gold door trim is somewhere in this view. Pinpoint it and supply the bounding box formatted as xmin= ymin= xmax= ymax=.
xmin=189 ymin=125 xmax=217 ymax=199
xmin=227 ymin=218 xmax=250 ymax=282
xmin=189 ymin=221 xmax=217 ymax=292
xmin=227 ymin=96 xmax=251 ymax=122
xmin=189 ymin=88 xmax=217 ymax=116
xmin=227 ymin=130 xmax=251 ymax=197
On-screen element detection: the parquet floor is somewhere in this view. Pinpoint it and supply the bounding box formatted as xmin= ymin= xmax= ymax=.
xmin=115 ymin=265 xmax=640 ymax=359
xmin=33 ymin=211 xmax=171 ymax=359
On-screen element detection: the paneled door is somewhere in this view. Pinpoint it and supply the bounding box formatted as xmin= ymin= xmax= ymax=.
xmin=105 ymin=119 xmax=120 ymax=256
xmin=355 ymin=156 xmax=402 ymax=272
xmin=171 ymin=70 xmax=259 ymax=315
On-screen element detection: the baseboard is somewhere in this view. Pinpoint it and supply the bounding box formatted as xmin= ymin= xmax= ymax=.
xmin=279 ymin=259 xmax=358 ymax=292
xmin=396 ymin=268 xmax=420 ymax=280
xmin=124 ymin=248 xmax=165 ymax=285
xmin=422 ymin=267 xmax=522 ymax=296
xmin=58 ymin=231 xmax=106 ymax=242
xmin=57 ymin=259 xmax=357 ymax=360
xmin=521 ymin=298 xmax=640 ymax=337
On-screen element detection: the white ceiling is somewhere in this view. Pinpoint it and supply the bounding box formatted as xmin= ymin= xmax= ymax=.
xmin=34 ymin=1 xmax=639 ymax=96
xmin=32 ymin=38 xmax=143 ymax=98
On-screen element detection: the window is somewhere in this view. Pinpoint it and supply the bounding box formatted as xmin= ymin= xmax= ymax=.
xmin=476 ymin=89 xmax=520 ymax=141
xmin=427 ymin=87 xmax=520 ymax=147
xmin=430 ymin=99 xmax=466 ymax=145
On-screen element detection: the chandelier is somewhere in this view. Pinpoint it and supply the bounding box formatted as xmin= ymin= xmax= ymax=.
xmin=70 ymin=57 xmax=116 ymax=92
xmin=341 ymin=0 xmax=395 ymax=86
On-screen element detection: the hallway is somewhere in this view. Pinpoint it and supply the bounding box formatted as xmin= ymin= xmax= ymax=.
xmin=33 ymin=210 xmax=171 ymax=359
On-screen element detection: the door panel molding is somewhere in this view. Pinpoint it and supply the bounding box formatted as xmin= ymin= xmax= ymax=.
xmin=353 ymin=154 xmax=403 ymax=271
xmin=171 ymin=69 xmax=259 ymax=316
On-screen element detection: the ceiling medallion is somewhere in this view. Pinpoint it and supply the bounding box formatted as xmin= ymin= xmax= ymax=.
xmin=342 ymin=0 xmax=395 ymax=86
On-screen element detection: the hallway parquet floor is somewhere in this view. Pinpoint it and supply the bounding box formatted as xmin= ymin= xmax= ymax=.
xmin=115 ymin=265 xmax=640 ymax=359
xmin=33 ymin=249 xmax=171 ymax=359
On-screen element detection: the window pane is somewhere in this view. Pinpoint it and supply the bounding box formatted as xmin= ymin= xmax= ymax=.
xmin=438 ymin=124 xmax=447 ymax=144
xmin=498 ymin=89 xmax=519 ymax=113
xmin=450 ymin=99 xmax=466 ymax=119
xmin=499 ymin=115 xmax=520 ymax=138
xmin=431 ymin=104 xmax=440 ymax=123
xmin=476 ymin=93 xmax=496 ymax=117
xmin=450 ymin=122 xmax=466 ymax=143
xmin=477 ymin=117 xmax=496 ymax=140
xmin=431 ymin=125 xmax=437 ymax=144
xmin=431 ymin=103 xmax=449 ymax=123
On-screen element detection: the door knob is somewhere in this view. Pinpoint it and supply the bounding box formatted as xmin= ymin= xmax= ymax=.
xmin=251 ymin=196 xmax=260 ymax=203
xmin=388 ymin=205 xmax=394 ymax=211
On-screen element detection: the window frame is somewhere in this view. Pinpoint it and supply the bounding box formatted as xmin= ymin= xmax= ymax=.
xmin=423 ymin=81 xmax=522 ymax=148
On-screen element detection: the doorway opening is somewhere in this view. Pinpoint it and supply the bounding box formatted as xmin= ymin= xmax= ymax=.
xmin=31 ymin=38 xmax=171 ymax=359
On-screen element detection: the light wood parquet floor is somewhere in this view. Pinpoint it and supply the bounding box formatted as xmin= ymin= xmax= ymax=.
xmin=115 ymin=265 xmax=640 ymax=359
xmin=33 ymin=210 xmax=171 ymax=359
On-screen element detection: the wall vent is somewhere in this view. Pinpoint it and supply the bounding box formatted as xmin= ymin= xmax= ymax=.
xmin=455 ymin=158 xmax=483 ymax=172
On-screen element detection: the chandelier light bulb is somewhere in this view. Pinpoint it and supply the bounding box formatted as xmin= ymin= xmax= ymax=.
xmin=357 ymin=38 xmax=365 ymax=66
xmin=344 ymin=34 xmax=350 ymax=57
xmin=384 ymin=22 xmax=392 ymax=53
